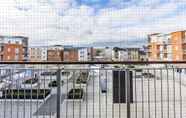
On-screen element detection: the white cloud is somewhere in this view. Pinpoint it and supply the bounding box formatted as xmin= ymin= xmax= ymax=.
xmin=0 ymin=0 xmax=185 ymax=46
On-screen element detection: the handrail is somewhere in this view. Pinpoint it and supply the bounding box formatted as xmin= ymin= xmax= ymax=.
xmin=0 ymin=61 xmax=186 ymax=64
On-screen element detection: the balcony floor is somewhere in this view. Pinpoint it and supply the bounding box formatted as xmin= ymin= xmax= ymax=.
xmin=0 ymin=70 xmax=186 ymax=118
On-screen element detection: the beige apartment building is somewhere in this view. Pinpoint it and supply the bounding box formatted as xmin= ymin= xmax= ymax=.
xmin=112 ymin=47 xmax=141 ymax=61
xmin=29 ymin=45 xmax=64 ymax=62
xmin=29 ymin=46 xmax=48 ymax=61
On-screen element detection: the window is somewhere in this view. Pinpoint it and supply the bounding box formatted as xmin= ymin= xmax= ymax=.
xmin=15 ymin=48 xmax=19 ymax=53
xmin=15 ymin=55 xmax=19 ymax=60
xmin=175 ymin=46 xmax=178 ymax=50
xmin=164 ymin=53 xmax=167 ymax=58
xmin=0 ymin=55 xmax=3 ymax=60
xmin=15 ymin=41 xmax=19 ymax=44
xmin=0 ymin=46 xmax=4 ymax=52
xmin=8 ymin=48 xmax=11 ymax=52
xmin=7 ymin=56 xmax=10 ymax=60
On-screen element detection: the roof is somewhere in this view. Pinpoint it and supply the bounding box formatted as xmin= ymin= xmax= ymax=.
xmin=29 ymin=45 xmax=73 ymax=48
xmin=0 ymin=35 xmax=28 ymax=39
xmin=64 ymin=48 xmax=78 ymax=51
xmin=171 ymin=30 xmax=186 ymax=34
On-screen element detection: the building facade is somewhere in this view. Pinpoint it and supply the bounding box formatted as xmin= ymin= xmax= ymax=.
xmin=171 ymin=31 xmax=186 ymax=61
xmin=104 ymin=47 xmax=113 ymax=61
xmin=63 ymin=48 xmax=78 ymax=61
xmin=0 ymin=36 xmax=28 ymax=61
xmin=78 ymin=47 xmax=93 ymax=61
xmin=148 ymin=31 xmax=186 ymax=61
xmin=112 ymin=47 xmax=141 ymax=61
xmin=47 ymin=50 xmax=63 ymax=61
xmin=127 ymin=48 xmax=140 ymax=61
xmin=47 ymin=45 xmax=64 ymax=61
xmin=29 ymin=46 xmax=47 ymax=61
xmin=148 ymin=33 xmax=171 ymax=61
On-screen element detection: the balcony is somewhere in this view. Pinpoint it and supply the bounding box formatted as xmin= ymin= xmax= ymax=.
xmin=0 ymin=61 xmax=185 ymax=118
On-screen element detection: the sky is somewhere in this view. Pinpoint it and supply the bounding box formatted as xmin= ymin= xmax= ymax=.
xmin=0 ymin=0 xmax=186 ymax=46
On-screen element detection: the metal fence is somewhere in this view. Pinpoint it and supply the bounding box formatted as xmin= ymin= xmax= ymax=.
xmin=0 ymin=62 xmax=185 ymax=118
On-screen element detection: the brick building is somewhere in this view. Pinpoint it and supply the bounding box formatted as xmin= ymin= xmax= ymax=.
xmin=148 ymin=30 xmax=186 ymax=61
xmin=171 ymin=31 xmax=186 ymax=61
xmin=47 ymin=45 xmax=64 ymax=61
xmin=47 ymin=50 xmax=63 ymax=61
xmin=0 ymin=36 xmax=28 ymax=61
xmin=63 ymin=48 xmax=78 ymax=61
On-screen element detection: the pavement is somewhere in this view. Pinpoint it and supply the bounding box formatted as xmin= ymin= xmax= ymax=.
xmin=34 ymin=94 xmax=65 ymax=116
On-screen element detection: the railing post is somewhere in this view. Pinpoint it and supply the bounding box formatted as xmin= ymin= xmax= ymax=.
xmin=56 ymin=68 xmax=61 ymax=118
xmin=126 ymin=69 xmax=131 ymax=118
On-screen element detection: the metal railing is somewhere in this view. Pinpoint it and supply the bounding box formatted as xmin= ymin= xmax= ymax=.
xmin=0 ymin=61 xmax=185 ymax=118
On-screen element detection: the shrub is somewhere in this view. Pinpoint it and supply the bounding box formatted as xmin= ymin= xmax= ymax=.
xmin=23 ymin=78 xmax=38 ymax=84
xmin=67 ymin=88 xmax=84 ymax=99
xmin=41 ymin=72 xmax=57 ymax=76
xmin=76 ymin=72 xmax=88 ymax=84
xmin=0 ymin=89 xmax=51 ymax=99
xmin=62 ymin=72 xmax=70 ymax=76
xmin=48 ymin=80 xmax=64 ymax=87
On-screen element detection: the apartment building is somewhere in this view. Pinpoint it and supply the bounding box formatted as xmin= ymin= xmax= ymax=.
xmin=92 ymin=48 xmax=106 ymax=61
xmin=78 ymin=47 xmax=93 ymax=61
xmin=127 ymin=48 xmax=140 ymax=61
xmin=29 ymin=46 xmax=47 ymax=61
xmin=47 ymin=50 xmax=63 ymax=61
xmin=171 ymin=31 xmax=186 ymax=61
xmin=138 ymin=46 xmax=148 ymax=61
xmin=148 ymin=31 xmax=186 ymax=61
xmin=112 ymin=47 xmax=128 ymax=61
xmin=47 ymin=45 xmax=64 ymax=61
xmin=0 ymin=36 xmax=28 ymax=61
xmin=148 ymin=33 xmax=171 ymax=61
xmin=63 ymin=48 xmax=78 ymax=61
xmin=112 ymin=47 xmax=141 ymax=61
xmin=104 ymin=47 xmax=113 ymax=61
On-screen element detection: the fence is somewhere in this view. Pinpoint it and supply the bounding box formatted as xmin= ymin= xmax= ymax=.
xmin=0 ymin=62 xmax=185 ymax=118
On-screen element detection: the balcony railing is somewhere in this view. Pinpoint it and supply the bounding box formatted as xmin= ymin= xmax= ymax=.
xmin=0 ymin=61 xmax=185 ymax=118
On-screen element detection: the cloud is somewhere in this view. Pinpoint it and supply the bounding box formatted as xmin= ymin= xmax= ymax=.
xmin=0 ymin=0 xmax=186 ymax=46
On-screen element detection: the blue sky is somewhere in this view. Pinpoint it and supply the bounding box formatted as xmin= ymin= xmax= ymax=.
xmin=0 ymin=0 xmax=186 ymax=46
